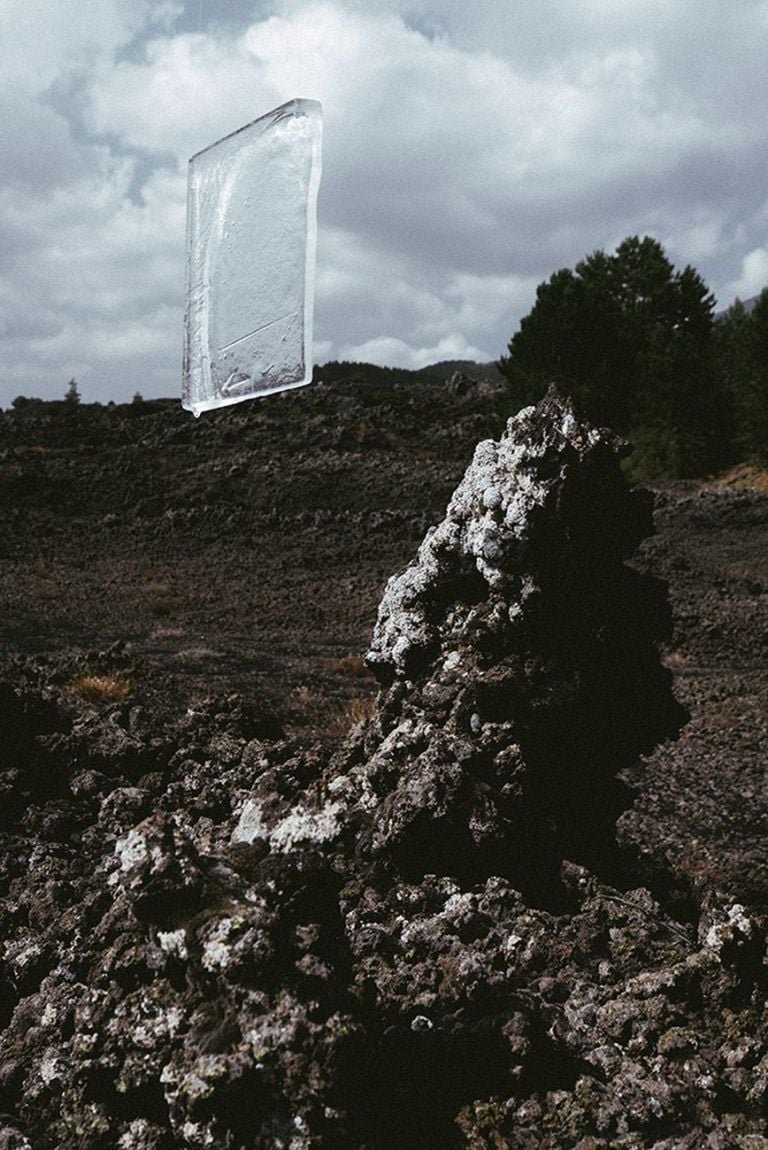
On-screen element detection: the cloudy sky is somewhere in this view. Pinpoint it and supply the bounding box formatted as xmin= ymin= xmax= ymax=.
xmin=2 ymin=0 xmax=768 ymax=407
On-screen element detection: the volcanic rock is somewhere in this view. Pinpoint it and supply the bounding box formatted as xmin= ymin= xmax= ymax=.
xmin=339 ymin=386 xmax=685 ymax=893
xmin=2 ymin=387 xmax=768 ymax=1148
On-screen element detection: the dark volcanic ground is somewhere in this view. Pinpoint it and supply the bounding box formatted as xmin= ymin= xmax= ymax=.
xmin=0 ymin=375 xmax=496 ymax=728
xmin=2 ymin=375 xmax=767 ymax=903
xmin=2 ymin=374 xmax=768 ymax=1148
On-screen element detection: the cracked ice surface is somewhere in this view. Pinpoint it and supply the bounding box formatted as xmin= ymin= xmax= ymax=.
xmin=183 ymin=99 xmax=323 ymax=416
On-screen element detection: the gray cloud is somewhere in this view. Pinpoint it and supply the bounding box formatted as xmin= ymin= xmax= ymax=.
xmin=2 ymin=0 xmax=768 ymax=406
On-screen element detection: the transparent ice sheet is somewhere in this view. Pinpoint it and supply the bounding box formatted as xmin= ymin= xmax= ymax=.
xmin=183 ymin=98 xmax=323 ymax=416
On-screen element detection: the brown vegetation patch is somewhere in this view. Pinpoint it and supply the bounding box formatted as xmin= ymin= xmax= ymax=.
xmin=707 ymin=463 xmax=768 ymax=492
xmin=289 ymin=682 xmax=377 ymax=738
xmin=67 ymin=671 xmax=132 ymax=703
xmin=323 ymin=651 xmax=372 ymax=678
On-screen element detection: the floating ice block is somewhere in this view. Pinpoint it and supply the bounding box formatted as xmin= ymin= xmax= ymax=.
xmin=183 ymin=98 xmax=323 ymax=416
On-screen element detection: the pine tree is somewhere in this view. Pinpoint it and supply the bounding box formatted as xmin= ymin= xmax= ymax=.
xmin=498 ymin=237 xmax=726 ymax=477
xmin=717 ymin=290 xmax=768 ymax=463
xmin=64 ymin=378 xmax=81 ymax=404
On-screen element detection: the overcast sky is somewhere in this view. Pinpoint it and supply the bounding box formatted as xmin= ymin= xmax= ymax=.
xmin=2 ymin=0 xmax=768 ymax=407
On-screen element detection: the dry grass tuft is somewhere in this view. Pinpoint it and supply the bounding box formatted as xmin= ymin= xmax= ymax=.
xmin=707 ymin=464 xmax=768 ymax=493
xmin=69 ymin=672 xmax=132 ymax=703
xmin=150 ymin=626 xmax=186 ymax=641
xmin=323 ymin=652 xmax=371 ymax=678
xmin=341 ymin=695 xmax=378 ymax=728
xmin=171 ymin=646 xmax=222 ymax=664
xmin=289 ymin=685 xmax=378 ymax=738
xmin=321 ymin=693 xmax=378 ymax=738
xmin=141 ymin=581 xmax=185 ymax=617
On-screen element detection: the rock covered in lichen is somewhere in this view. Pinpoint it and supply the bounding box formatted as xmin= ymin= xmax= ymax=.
xmin=367 ymin=386 xmax=621 ymax=676
xmin=344 ymin=386 xmax=685 ymax=887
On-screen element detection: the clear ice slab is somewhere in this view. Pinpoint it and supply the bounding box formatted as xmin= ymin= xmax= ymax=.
xmin=182 ymin=98 xmax=323 ymax=417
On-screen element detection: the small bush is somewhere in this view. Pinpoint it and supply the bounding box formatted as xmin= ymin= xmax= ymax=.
xmin=68 ymin=673 xmax=131 ymax=703
xmin=323 ymin=652 xmax=371 ymax=678
xmin=289 ymin=684 xmax=377 ymax=738
xmin=340 ymin=695 xmax=377 ymax=729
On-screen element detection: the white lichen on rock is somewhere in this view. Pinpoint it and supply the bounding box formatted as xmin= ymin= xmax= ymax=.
xmin=366 ymin=388 xmax=610 ymax=676
xmin=201 ymin=917 xmax=243 ymax=971
xmin=269 ymin=802 xmax=343 ymax=851
xmin=157 ymin=928 xmax=189 ymax=960
xmin=39 ymin=1049 xmax=63 ymax=1087
xmin=230 ymin=798 xmax=269 ymax=845
xmin=115 ymin=828 xmax=154 ymax=871
xmin=232 ymin=797 xmax=343 ymax=852
xmin=703 ymin=902 xmax=754 ymax=954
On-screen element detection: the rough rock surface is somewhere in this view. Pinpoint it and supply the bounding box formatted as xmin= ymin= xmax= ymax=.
xmin=353 ymin=388 xmax=685 ymax=893
xmin=1 ymin=384 xmax=768 ymax=1148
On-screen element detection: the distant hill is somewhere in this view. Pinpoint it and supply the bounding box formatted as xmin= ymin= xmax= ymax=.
xmin=419 ymin=359 xmax=503 ymax=382
xmin=3 ymin=360 xmax=503 ymax=411
xmin=314 ymin=359 xmax=502 ymax=388
xmin=715 ymin=293 xmax=763 ymax=320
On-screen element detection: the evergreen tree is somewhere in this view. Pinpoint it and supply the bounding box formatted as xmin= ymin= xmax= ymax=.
xmin=499 ymin=236 xmax=726 ymax=477
xmin=716 ymin=290 xmax=768 ymax=463
xmin=745 ymin=290 xmax=768 ymax=462
xmin=64 ymin=377 xmax=81 ymax=404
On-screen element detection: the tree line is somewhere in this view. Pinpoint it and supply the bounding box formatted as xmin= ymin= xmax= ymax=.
xmin=497 ymin=235 xmax=768 ymax=478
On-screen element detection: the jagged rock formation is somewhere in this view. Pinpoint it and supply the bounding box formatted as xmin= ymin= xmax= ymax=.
xmin=2 ymin=389 xmax=768 ymax=1149
xmin=340 ymin=386 xmax=684 ymax=891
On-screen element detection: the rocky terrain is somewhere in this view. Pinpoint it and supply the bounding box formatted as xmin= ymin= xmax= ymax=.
xmin=1 ymin=371 xmax=768 ymax=1148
